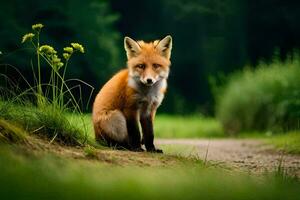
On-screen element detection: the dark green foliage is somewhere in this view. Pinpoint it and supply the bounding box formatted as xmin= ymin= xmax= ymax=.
xmin=1 ymin=0 xmax=300 ymax=113
xmin=111 ymin=0 xmax=246 ymax=113
xmin=111 ymin=0 xmax=300 ymax=113
xmin=216 ymin=57 xmax=300 ymax=134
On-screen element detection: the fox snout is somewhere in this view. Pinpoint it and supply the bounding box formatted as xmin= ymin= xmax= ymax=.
xmin=141 ymin=76 xmax=157 ymax=86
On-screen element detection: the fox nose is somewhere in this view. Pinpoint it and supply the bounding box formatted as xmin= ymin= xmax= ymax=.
xmin=146 ymin=79 xmax=153 ymax=84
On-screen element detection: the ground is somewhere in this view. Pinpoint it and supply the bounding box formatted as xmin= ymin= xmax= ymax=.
xmin=24 ymin=135 xmax=184 ymax=167
xmin=25 ymin=134 xmax=300 ymax=177
xmin=157 ymin=139 xmax=300 ymax=177
xmin=1 ymin=113 xmax=300 ymax=199
xmin=2 ymin=134 xmax=300 ymax=199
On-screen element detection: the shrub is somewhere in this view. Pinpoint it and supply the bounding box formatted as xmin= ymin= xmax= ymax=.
xmin=215 ymin=57 xmax=300 ymax=134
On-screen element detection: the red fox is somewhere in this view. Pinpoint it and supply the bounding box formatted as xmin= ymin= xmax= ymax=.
xmin=92 ymin=35 xmax=172 ymax=153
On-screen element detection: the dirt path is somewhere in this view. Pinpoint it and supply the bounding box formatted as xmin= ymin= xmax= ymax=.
xmin=156 ymin=139 xmax=300 ymax=176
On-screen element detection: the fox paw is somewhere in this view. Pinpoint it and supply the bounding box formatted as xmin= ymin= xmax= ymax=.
xmin=132 ymin=147 xmax=145 ymax=152
xmin=147 ymin=148 xmax=163 ymax=154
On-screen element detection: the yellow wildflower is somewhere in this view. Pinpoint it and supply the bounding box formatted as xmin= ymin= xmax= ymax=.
xmin=56 ymin=62 xmax=64 ymax=69
xmin=32 ymin=23 xmax=44 ymax=31
xmin=52 ymin=57 xmax=61 ymax=64
xmin=71 ymin=43 xmax=85 ymax=53
xmin=51 ymin=54 xmax=64 ymax=70
xmin=21 ymin=33 xmax=35 ymax=43
xmin=39 ymin=45 xmax=57 ymax=54
xmin=63 ymin=53 xmax=70 ymax=60
xmin=63 ymin=47 xmax=73 ymax=54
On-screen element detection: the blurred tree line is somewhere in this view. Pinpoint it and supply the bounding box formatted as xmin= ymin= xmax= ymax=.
xmin=1 ymin=0 xmax=300 ymax=114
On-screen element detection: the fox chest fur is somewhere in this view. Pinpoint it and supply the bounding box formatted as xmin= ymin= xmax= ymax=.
xmin=127 ymin=77 xmax=166 ymax=116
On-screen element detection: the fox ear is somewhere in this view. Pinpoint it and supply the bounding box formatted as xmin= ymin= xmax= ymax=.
xmin=156 ymin=35 xmax=172 ymax=59
xmin=124 ymin=36 xmax=141 ymax=59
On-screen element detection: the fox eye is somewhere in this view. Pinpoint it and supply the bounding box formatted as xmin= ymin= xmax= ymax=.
xmin=136 ymin=64 xmax=146 ymax=69
xmin=153 ymin=63 xmax=162 ymax=69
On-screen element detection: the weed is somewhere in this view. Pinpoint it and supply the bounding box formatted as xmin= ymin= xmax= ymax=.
xmin=0 ymin=23 xmax=94 ymax=146
xmin=21 ymin=23 xmax=86 ymax=109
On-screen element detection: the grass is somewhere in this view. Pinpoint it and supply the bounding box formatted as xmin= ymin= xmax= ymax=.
xmin=233 ymin=131 xmax=300 ymax=154
xmin=66 ymin=113 xmax=225 ymax=139
xmin=159 ymin=144 xmax=201 ymax=158
xmin=1 ymin=105 xmax=300 ymax=199
xmin=154 ymin=115 xmax=224 ymax=138
xmin=2 ymin=102 xmax=299 ymax=155
xmin=0 ymin=144 xmax=300 ymax=200
xmin=264 ymin=132 xmax=300 ymax=154
xmin=64 ymin=114 xmax=300 ymax=155
xmin=1 ymin=100 xmax=226 ymax=147
xmin=0 ymin=119 xmax=28 ymax=144
xmin=0 ymin=100 xmax=91 ymax=146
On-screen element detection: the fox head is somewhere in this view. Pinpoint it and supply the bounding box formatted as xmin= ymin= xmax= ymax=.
xmin=124 ymin=35 xmax=172 ymax=86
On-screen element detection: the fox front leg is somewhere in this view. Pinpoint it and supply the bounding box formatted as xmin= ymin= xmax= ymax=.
xmin=124 ymin=110 xmax=144 ymax=152
xmin=140 ymin=109 xmax=163 ymax=153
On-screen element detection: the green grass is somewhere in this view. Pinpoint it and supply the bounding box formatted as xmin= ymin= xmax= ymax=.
xmin=65 ymin=114 xmax=300 ymax=156
xmin=1 ymin=105 xmax=300 ymax=199
xmin=154 ymin=115 xmax=224 ymax=138
xmin=2 ymin=100 xmax=223 ymax=146
xmin=0 ymin=145 xmax=300 ymax=200
xmin=0 ymin=100 xmax=91 ymax=146
xmin=0 ymin=119 xmax=28 ymax=144
xmin=264 ymin=132 xmax=300 ymax=154
xmin=233 ymin=131 xmax=300 ymax=154
xmin=65 ymin=114 xmax=225 ymax=139
xmin=2 ymin=103 xmax=299 ymax=155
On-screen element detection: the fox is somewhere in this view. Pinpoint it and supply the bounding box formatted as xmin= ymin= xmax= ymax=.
xmin=92 ymin=35 xmax=172 ymax=153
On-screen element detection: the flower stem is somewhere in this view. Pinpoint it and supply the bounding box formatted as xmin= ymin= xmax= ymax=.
xmin=36 ymin=31 xmax=43 ymax=107
xmin=60 ymin=59 xmax=69 ymax=107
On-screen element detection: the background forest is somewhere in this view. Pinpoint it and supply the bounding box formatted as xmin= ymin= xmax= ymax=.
xmin=2 ymin=0 xmax=300 ymax=114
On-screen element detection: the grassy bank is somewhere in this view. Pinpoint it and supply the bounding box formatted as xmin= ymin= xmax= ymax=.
xmin=2 ymin=103 xmax=299 ymax=154
xmin=1 ymin=106 xmax=300 ymax=199
xmin=0 ymin=145 xmax=300 ymax=200
xmin=0 ymin=101 xmax=92 ymax=146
